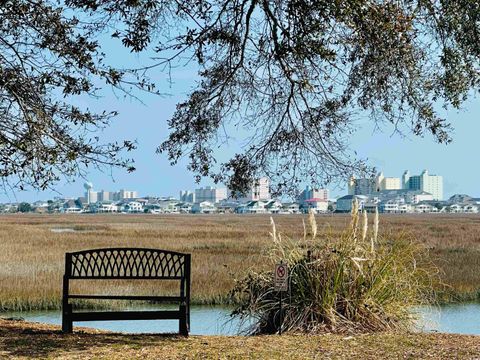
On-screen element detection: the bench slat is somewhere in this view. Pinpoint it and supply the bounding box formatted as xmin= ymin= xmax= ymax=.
xmin=68 ymin=276 xmax=183 ymax=280
xmin=71 ymin=310 xmax=181 ymax=322
xmin=68 ymin=295 xmax=183 ymax=302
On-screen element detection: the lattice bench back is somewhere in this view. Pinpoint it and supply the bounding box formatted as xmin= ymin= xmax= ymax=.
xmin=62 ymin=248 xmax=191 ymax=335
xmin=67 ymin=248 xmax=187 ymax=279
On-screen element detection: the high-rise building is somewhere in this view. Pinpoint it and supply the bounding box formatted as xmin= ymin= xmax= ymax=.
xmin=376 ymin=172 xmax=402 ymax=191
xmin=85 ymin=189 xmax=98 ymax=204
xmin=113 ymin=189 xmax=138 ymax=201
xmin=195 ymin=186 xmax=227 ymax=203
xmin=298 ymin=186 xmax=329 ymax=204
xmin=348 ymin=176 xmax=376 ymax=195
xmin=82 ymin=185 xmax=138 ymax=203
xmin=349 ymin=172 xmax=402 ymax=195
xmin=403 ymin=170 xmax=443 ymax=200
xmin=179 ymin=190 xmax=195 ymax=203
xmin=250 ymin=177 xmax=270 ymax=201
xmin=233 ymin=177 xmax=271 ymax=202
xmin=402 ymin=170 xmax=410 ymax=189
xmin=97 ymin=190 xmax=111 ymax=202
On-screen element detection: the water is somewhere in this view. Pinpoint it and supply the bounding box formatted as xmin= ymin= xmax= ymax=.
xmin=3 ymin=304 xmax=480 ymax=335
xmin=51 ymin=228 xmax=77 ymax=233
xmin=414 ymin=303 xmax=480 ymax=336
xmin=1 ymin=306 xmax=250 ymax=335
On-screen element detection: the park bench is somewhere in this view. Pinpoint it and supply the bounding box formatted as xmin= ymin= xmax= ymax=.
xmin=62 ymin=248 xmax=191 ymax=336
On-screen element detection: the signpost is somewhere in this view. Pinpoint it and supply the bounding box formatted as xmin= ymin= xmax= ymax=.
xmin=274 ymin=262 xmax=288 ymax=334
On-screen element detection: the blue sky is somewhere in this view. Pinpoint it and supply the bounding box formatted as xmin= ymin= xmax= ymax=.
xmin=3 ymin=40 xmax=479 ymax=202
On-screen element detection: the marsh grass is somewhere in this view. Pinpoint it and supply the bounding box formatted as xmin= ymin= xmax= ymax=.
xmin=231 ymin=206 xmax=437 ymax=334
xmin=0 ymin=213 xmax=478 ymax=312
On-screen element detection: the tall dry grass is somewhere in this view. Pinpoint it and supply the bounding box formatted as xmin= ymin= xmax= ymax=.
xmin=0 ymin=213 xmax=479 ymax=311
xmin=231 ymin=207 xmax=436 ymax=334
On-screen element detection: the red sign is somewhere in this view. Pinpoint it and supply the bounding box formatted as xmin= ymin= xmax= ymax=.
xmin=274 ymin=263 xmax=288 ymax=291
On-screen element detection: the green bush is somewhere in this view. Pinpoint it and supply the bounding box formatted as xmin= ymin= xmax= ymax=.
xmin=231 ymin=203 xmax=437 ymax=334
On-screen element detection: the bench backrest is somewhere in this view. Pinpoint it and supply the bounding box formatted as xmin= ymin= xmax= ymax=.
xmin=62 ymin=248 xmax=191 ymax=335
xmin=65 ymin=248 xmax=189 ymax=280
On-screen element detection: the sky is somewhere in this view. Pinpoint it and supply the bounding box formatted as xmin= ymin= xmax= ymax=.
xmin=3 ymin=38 xmax=480 ymax=203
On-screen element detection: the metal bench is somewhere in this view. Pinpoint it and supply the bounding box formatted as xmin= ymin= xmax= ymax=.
xmin=62 ymin=248 xmax=191 ymax=335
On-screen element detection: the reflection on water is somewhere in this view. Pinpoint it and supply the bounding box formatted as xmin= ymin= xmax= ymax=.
xmin=3 ymin=303 xmax=480 ymax=335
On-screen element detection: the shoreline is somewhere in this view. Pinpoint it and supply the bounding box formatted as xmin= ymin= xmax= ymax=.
xmin=1 ymin=318 xmax=480 ymax=359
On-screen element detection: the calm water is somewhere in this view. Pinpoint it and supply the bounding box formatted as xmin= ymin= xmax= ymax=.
xmin=3 ymin=304 xmax=480 ymax=335
xmin=1 ymin=306 xmax=250 ymax=335
xmin=414 ymin=303 xmax=480 ymax=335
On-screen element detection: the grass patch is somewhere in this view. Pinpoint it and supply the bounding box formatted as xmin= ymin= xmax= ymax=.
xmin=0 ymin=213 xmax=479 ymax=311
xmin=232 ymin=208 xmax=436 ymax=334
xmin=1 ymin=319 xmax=480 ymax=359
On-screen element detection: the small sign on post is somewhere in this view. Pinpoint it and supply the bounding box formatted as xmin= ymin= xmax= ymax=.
xmin=274 ymin=261 xmax=288 ymax=335
xmin=274 ymin=262 xmax=289 ymax=292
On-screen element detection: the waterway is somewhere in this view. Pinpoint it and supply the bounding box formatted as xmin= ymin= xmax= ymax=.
xmin=2 ymin=304 xmax=480 ymax=336
xmin=1 ymin=305 xmax=249 ymax=335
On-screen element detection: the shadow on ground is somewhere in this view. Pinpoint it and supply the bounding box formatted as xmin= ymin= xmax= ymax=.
xmin=0 ymin=319 xmax=183 ymax=358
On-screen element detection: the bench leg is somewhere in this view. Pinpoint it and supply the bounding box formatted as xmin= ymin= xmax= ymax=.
xmin=179 ymin=303 xmax=188 ymax=336
xmin=62 ymin=303 xmax=73 ymax=333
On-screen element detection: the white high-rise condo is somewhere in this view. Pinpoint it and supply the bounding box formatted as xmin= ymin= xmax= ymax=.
xmin=233 ymin=177 xmax=271 ymax=202
xmin=403 ymin=170 xmax=443 ymax=201
xmin=195 ymin=186 xmax=227 ymax=203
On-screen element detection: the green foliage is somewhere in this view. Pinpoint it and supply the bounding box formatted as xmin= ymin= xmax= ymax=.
xmin=71 ymin=0 xmax=479 ymax=194
xmin=231 ymin=207 xmax=437 ymax=334
xmin=0 ymin=1 xmax=149 ymax=191
xmin=18 ymin=202 xmax=32 ymax=213
xmin=4 ymin=1 xmax=480 ymax=193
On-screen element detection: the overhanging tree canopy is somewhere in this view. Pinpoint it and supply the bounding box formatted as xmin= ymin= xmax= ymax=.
xmin=0 ymin=1 xmax=149 ymax=190
xmin=3 ymin=1 xmax=480 ymax=194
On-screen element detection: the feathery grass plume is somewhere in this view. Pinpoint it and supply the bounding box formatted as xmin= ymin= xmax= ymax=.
xmin=302 ymin=218 xmax=306 ymax=242
xmin=362 ymin=210 xmax=368 ymax=242
xmin=270 ymin=216 xmax=277 ymax=244
xmin=231 ymin=211 xmax=436 ymax=335
xmin=308 ymin=208 xmax=317 ymax=240
xmin=350 ymin=198 xmax=359 ymax=242
xmin=373 ymin=206 xmax=379 ymax=243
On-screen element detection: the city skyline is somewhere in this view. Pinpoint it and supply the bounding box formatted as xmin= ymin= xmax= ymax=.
xmin=0 ymin=35 xmax=478 ymax=203
xmin=0 ymin=167 xmax=465 ymax=204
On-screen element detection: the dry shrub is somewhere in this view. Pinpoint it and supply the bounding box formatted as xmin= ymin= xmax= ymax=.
xmin=231 ymin=204 xmax=437 ymax=334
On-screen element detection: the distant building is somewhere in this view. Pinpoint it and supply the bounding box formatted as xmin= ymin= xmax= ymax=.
xmin=348 ymin=177 xmax=376 ymax=195
xmin=448 ymin=194 xmax=473 ymax=204
xmin=403 ymin=170 xmax=443 ymax=200
xmin=179 ymin=190 xmax=195 ymax=203
xmin=298 ymin=186 xmax=329 ymax=205
xmin=376 ymin=172 xmax=402 ymax=191
xmin=93 ymin=202 xmax=119 ymax=213
xmin=97 ymin=190 xmax=111 ymax=202
xmin=375 ymin=189 xmax=434 ymax=204
xmin=122 ymin=201 xmax=143 ymax=213
xmin=195 ymin=186 xmax=227 ymax=203
xmin=349 ymin=170 xmax=443 ymax=200
xmin=233 ymin=177 xmax=271 ymax=202
xmin=265 ymin=200 xmax=283 ymax=214
xmin=83 ymin=186 xmax=138 ymax=203
xmin=336 ymin=195 xmax=368 ymax=212
xmin=114 ymin=189 xmax=138 ymax=200
xmin=192 ymin=201 xmax=217 ymax=214
xmin=85 ymin=189 xmax=98 ymax=204
xmin=62 ymin=199 xmax=83 ymax=214
xmin=280 ymin=202 xmax=301 ymax=214
xmin=349 ymin=172 xmax=401 ymax=195
xmin=236 ymin=200 xmax=268 ymax=214
xmin=379 ymin=200 xmax=399 ymax=213
xmin=303 ymin=199 xmax=329 ymax=213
